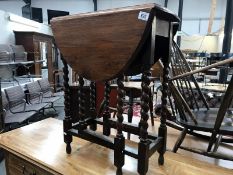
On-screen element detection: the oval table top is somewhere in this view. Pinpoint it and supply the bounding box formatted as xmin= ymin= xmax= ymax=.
xmin=51 ymin=4 xmax=179 ymax=82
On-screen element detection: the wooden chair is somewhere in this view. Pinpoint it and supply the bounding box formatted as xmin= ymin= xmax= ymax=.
xmin=170 ymin=42 xmax=233 ymax=160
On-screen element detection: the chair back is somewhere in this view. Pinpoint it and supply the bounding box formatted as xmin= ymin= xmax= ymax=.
xmin=169 ymin=42 xmax=209 ymax=123
xmin=25 ymin=81 xmax=42 ymax=102
xmin=0 ymin=44 xmax=14 ymax=63
xmin=4 ymin=86 xmax=25 ymax=107
xmin=1 ymin=92 xmax=9 ymax=111
xmin=10 ymin=45 xmax=27 ymax=62
xmin=38 ymin=79 xmax=51 ymax=93
xmin=171 ymin=42 xmax=233 ymax=132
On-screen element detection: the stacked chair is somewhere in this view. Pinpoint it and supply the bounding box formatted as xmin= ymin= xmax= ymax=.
xmin=10 ymin=45 xmax=27 ymax=62
xmin=0 ymin=44 xmax=14 ymax=63
xmin=0 ymin=45 xmax=15 ymax=82
xmin=0 ymin=44 xmax=30 ymax=84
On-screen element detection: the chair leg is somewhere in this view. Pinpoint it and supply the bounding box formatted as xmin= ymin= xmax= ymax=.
xmin=42 ymin=108 xmax=45 ymax=115
xmin=52 ymin=106 xmax=56 ymax=112
xmin=173 ymin=128 xmax=187 ymax=153
xmin=51 ymin=102 xmax=56 ymax=112
xmin=213 ymin=135 xmax=222 ymax=152
xmin=207 ymin=131 xmax=217 ymax=152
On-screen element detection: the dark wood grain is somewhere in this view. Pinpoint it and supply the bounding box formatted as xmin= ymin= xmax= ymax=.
xmin=52 ymin=3 xmax=180 ymax=174
xmin=51 ymin=4 xmax=155 ymax=81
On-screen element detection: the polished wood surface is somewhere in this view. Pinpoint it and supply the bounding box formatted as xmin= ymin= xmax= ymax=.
xmin=0 ymin=118 xmax=232 ymax=175
xmin=51 ymin=4 xmax=179 ymax=82
xmin=51 ymin=4 xmax=154 ymax=81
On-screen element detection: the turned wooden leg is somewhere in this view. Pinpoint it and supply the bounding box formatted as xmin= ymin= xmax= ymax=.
xmin=128 ymin=91 xmax=133 ymax=124
xmin=65 ymin=138 xmax=72 ymax=154
xmin=138 ymin=141 xmax=150 ymax=175
xmin=90 ymin=82 xmax=97 ymax=131
xmin=114 ymin=75 xmax=125 ymax=175
xmin=138 ymin=71 xmax=150 ymax=175
xmin=103 ymin=81 xmax=111 ymax=136
xmin=158 ymin=126 xmax=166 ymax=165
xmin=78 ymin=76 xmax=87 ymax=130
xmin=62 ymin=55 xmax=73 ymax=154
xmin=158 ymin=55 xmax=169 ymax=165
xmin=114 ymin=136 xmax=125 ymax=175
xmin=64 ymin=118 xmax=72 ymax=154
xmin=127 ymin=91 xmax=133 ymax=139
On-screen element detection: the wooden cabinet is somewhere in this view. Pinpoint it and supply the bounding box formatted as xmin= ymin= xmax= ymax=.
xmin=14 ymin=31 xmax=57 ymax=83
xmin=5 ymin=152 xmax=52 ymax=175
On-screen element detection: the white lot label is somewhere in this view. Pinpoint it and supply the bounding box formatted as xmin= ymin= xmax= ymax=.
xmin=138 ymin=11 xmax=149 ymax=21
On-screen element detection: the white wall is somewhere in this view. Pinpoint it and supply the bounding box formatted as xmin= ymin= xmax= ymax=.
xmin=0 ymin=0 xmax=25 ymax=16
xmin=32 ymin=0 xmax=163 ymax=23
xmin=31 ymin=0 xmax=94 ymax=23
xmin=167 ymin=0 xmax=227 ymax=35
xmin=0 ymin=10 xmax=13 ymax=44
xmin=180 ymin=35 xmax=218 ymax=53
xmin=0 ymin=10 xmax=52 ymax=44
xmin=97 ymin=0 xmax=163 ymax=10
xmin=0 ymin=0 xmax=228 ymax=35
xmin=217 ymin=34 xmax=233 ymax=52
xmin=0 ymin=0 xmax=230 ymax=52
